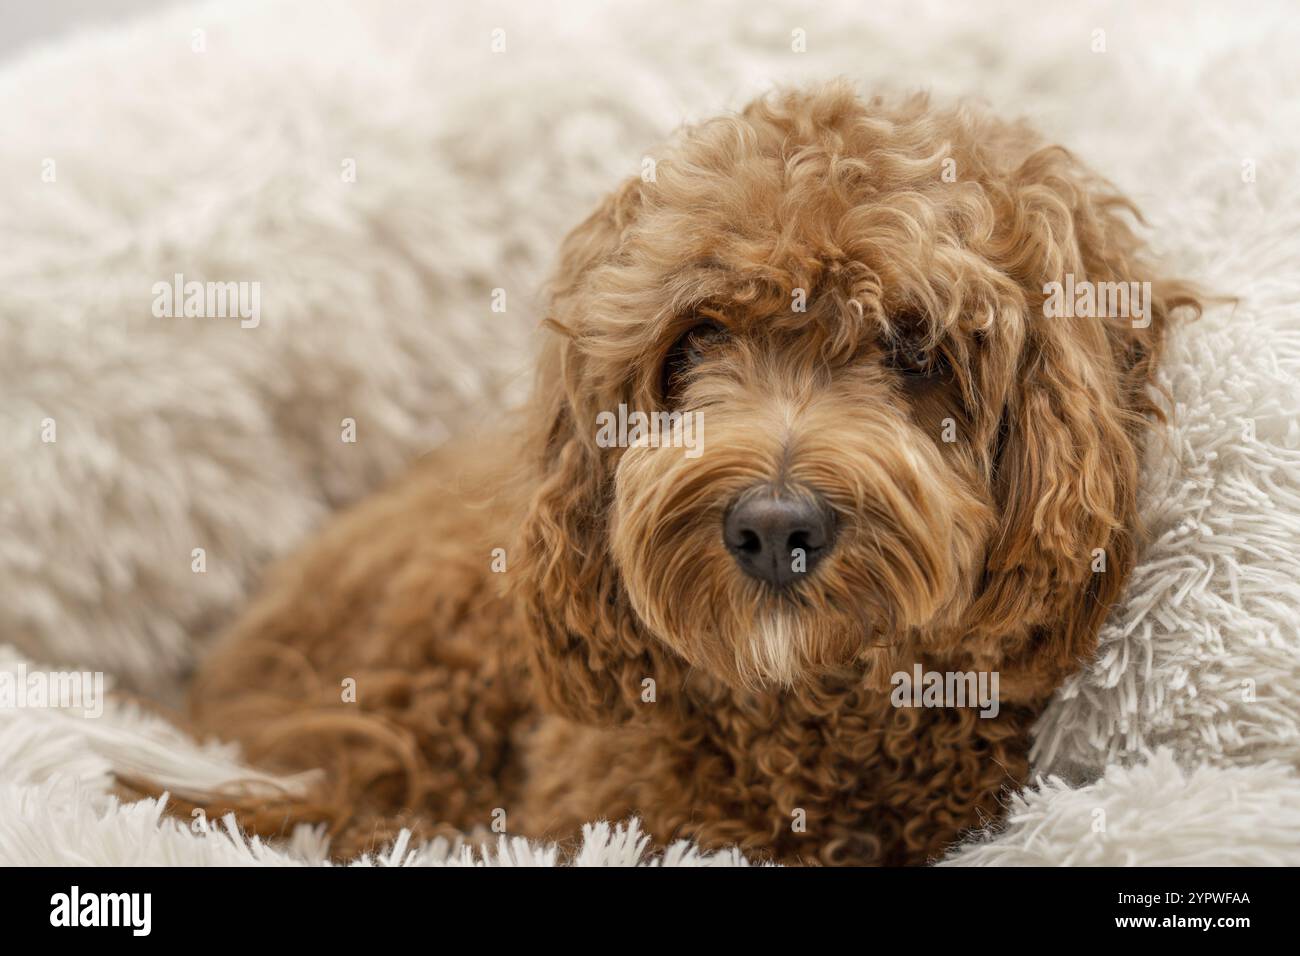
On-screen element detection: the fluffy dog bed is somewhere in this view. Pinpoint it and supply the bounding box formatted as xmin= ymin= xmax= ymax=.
xmin=2 ymin=0 xmax=1299 ymax=865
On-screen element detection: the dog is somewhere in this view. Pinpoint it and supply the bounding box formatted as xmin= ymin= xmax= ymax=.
xmin=180 ymin=81 xmax=1199 ymax=865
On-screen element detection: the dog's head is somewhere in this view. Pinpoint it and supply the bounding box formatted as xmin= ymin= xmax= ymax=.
xmin=512 ymin=83 xmax=1198 ymax=722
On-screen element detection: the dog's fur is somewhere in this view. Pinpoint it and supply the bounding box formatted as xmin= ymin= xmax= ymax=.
xmin=182 ymin=83 xmax=1199 ymax=864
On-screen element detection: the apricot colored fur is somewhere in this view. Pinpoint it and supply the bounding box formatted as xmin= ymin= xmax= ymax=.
xmin=184 ymin=83 xmax=1199 ymax=864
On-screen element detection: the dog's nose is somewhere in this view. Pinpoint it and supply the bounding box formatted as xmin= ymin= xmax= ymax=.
xmin=723 ymin=486 xmax=836 ymax=588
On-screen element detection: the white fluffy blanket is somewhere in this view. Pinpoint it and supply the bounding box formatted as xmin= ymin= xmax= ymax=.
xmin=3 ymin=0 xmax=1299 ymax=865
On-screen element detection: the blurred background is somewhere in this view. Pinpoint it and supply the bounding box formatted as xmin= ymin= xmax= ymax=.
xmin=2 ymin=0 xmax=179 ymax=61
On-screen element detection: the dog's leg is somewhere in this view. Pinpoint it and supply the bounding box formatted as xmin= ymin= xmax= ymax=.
xmin=179 ymin=444 xmax=538 ymax=857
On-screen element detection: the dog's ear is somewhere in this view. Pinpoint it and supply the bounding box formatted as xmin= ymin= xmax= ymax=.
xmin=508 ymin=178 xmax=684 ymax=726
xmin=965 ymin=148 xmax=1200 ymax=700
xmin=510 ymin=387 xmax=682 ymax=726
xmin=547 ymin=176 xmax=644 ymax=301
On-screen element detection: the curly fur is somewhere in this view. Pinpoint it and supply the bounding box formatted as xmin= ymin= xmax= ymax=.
xmin=175 ymin=82 xmax=1200 ymax=865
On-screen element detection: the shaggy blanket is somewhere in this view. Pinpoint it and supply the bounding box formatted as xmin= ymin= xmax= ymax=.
xmin=2 ymin=0 xmax=1299 ymax=865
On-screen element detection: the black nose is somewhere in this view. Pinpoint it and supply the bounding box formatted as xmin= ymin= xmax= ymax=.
xmin=723 ymin=486 xmax=836 ymax=588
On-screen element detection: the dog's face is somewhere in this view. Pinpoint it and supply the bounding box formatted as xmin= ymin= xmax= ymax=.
xmin=608 ymin=287 xmax=994 ymax=690
xmin=514 ymin=84 xmax=1197 ymax=719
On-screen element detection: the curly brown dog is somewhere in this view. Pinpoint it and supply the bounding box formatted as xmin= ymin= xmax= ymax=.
xmin=182 ymin=82 xmax=1198 ymax=865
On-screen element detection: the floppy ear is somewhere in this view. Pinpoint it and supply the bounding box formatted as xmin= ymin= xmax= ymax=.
xmin=966 ymin=148 xmax=1200 ymax=700
xmin=968 ymin=321 xmax=1140 ymax=699
xmin=508 ymin=178 xmax=687 ymax=726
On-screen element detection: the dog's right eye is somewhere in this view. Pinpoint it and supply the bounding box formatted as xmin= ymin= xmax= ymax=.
xmin=661 ymin=320 xmax=728 ymax=401
xmin=888 ymin=340 xmax=940 ymax=377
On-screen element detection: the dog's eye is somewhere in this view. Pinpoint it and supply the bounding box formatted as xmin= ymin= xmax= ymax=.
xmin=886 ymin=339 xmax=949 ymax=380
xmin=661 ymin=320 xmax=728 ymax=400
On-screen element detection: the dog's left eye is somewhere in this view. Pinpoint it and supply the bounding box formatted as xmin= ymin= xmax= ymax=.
xmin=661 ymin=320 xmax=728 ymax=400
xmin=887 ymin=339 xmax=950 ymax=380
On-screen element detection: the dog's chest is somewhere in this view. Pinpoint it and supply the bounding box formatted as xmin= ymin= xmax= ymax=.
xmin=653 ymin=682 xmax=1032 ymax=864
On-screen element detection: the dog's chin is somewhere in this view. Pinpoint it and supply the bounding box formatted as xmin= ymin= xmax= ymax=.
xmin=737 ymin=610 xmax=873 ymax=689
xmin=620 ymin=572 xmax=895 ymax=692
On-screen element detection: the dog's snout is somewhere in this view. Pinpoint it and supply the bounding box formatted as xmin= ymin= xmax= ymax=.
xmin=723 ymin=486 xmax=836 ymax=588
